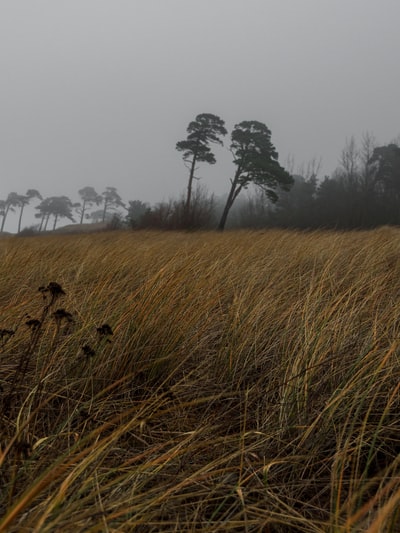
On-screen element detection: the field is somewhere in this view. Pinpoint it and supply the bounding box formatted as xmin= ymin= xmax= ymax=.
xmin=1 ymin=228 xmax=400 ymax=532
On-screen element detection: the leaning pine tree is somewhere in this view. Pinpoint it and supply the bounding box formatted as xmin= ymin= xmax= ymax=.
xmin=176 ymin=113 xmax=227 ymax=223
xmin=218 ymin=120 xmax=293 ymax=231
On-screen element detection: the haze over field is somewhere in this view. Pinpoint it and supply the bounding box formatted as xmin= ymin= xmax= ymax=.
xmin=1 ymin=0 xmax=400 ymax=230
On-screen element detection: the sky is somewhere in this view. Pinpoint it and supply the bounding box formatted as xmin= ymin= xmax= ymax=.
xmin=1 ymin=0 xmax=400 ymax=231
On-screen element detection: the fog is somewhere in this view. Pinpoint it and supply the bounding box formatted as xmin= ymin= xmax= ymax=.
xmin=1 ymin=0 xmax=399 ymax=231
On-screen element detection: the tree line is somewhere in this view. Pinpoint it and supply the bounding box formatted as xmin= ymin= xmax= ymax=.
xmin=0 ymin=186 xmax=125 ymax=233
xmin=253 ymin=134 xmax=400 ymax=230
xmin=1 ymin=113 xmax=400 ymax=233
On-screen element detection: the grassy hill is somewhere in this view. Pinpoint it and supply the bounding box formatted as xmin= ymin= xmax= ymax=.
xmin=1 ymin=228 xmax=400 ymax=531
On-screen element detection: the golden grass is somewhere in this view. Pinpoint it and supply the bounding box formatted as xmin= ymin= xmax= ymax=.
xmin=1 ymin=228 xmax=400 ymax=531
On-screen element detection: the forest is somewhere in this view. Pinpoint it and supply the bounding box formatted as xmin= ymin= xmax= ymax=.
xmin=1 ymin=114 xmax=400 ymax=234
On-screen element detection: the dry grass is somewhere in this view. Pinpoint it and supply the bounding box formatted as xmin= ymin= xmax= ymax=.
xmin=1 ymin=228 xmax=400 ymax=532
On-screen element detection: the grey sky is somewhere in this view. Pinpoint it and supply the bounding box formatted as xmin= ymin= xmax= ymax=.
xmin=1 ymin=0 xmax=400 ymax=229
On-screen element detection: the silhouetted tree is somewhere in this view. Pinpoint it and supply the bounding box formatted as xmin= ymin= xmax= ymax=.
xmin=35 ymin=197 xmax=52 ymax=231
xmin=369 ymin=143 xmax=400 ymax=224
xmin=101 ymin=187 xmax=125 ymax=222
xmin=77 ymin=186 xmax=102 ymax=224
xmin=317 ymin=137 xmax=400 ymax=228
xmin=339 ymin=137 xmax=359 ymax=186
xmin=35 ymin=196 xmax=75 ymax=230
xmin=176 ymin=113 xmax=227 ymax=223
xmin=218 ymin=121 xmax=293 ymax=231
xmin=0 ymin=192 xmax=21 ymax=232
xmin=0 ymin=200 xmax=4 ymax=229
xmin=357 ymin=132 xmax=378 ymax=226
xmin=370 ymin=144 xmax=400 ymax=193
xmin=16 ymin=189 xmax=42 ymax=233
xmin=126 ymin=200 xmax=149 ymax=228
xmin=272 ymin=174 xmax=317 ymax=228
xmin=327 ymin=137 xmax=364 ymax=227
xmin=314 ymin=176 xmax=349 ymax=228
xmin=51 ymin=196 xmax=76 ymax=230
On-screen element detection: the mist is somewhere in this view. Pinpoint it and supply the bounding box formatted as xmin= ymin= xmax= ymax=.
xmin=1 ymin=0 xmax=399 ymax=231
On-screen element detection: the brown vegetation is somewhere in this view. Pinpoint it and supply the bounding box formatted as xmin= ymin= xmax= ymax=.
xmin=1 ymin=228 xmax=400 ymax=531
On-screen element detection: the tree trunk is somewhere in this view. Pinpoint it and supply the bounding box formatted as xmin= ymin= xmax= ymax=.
xmin=80 ymin=200 xmax=87 ymax=224
xmin=53 ymin=214 xmax=58 ymax=231
xmin=102 ymin=200 xmax=108 ymax=222
xmin=185 ymin=141 xmax=199 ymax=220
xmin=185 ymin=156 xmax=196 ymax=213
xmin=18 ymin=204 xmax=25 ymax=233
xmin=0 ymin=205 xmax=10 ymax=233
xmin=217 ymin=174 xmax=243 ymax=231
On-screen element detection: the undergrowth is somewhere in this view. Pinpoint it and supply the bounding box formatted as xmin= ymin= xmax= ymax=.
xmin=0 ymin=228 xmax=400 ymax=532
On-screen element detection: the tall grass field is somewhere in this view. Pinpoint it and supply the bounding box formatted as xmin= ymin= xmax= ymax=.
xmin=1 ymin=228 xmax=400 ymax=532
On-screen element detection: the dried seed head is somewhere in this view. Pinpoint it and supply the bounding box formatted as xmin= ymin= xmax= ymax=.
xmin=39 ymin=282 xmax=66 ymax=299
xmin=48 ymin=282 xmax=65 ymax=296
xmin=0 ymin=329 xmax=14 ymax=340
xmin=82 ymin=344 xmax=96 ymax=357
xmin=96 ymin=324 xmax=113 ymax=337
xmin=25 ymin=319 xmax=41 ymax=331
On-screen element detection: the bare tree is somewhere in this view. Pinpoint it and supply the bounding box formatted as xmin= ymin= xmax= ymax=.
xmin=359 ymin=131 xmax=377 ymax=192
xmin=339 ymin=136 xmax=359 ymax=186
